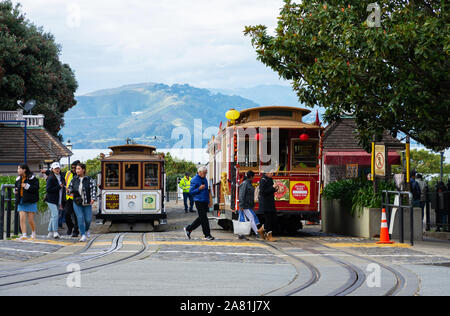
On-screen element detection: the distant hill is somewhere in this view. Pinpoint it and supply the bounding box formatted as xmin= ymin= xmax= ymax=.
xmin=61 ymin=83 xmax=259 ymax=149
xmin=61 ymin=83 xmax=324 ymax=149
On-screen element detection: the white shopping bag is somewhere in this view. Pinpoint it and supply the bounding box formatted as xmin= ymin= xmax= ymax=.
xmin=233 ymin=211 xmax=251 ymax=236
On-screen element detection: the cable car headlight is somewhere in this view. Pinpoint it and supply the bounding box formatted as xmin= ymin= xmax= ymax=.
xmin=128 ymin=201 xmax=135 ymax=208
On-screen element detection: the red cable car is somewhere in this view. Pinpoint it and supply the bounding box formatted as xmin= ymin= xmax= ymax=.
xmin=207 ymin=106 xmax=324 ymax=234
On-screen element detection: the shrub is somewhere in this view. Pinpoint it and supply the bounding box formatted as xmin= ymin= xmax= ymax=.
xmin=323 ymin=178 xmax=396 ymax=217
xmin=0 ymin=176 xmax=48 ymax=213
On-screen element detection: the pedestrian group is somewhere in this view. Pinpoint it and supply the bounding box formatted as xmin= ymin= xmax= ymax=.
xmin=14 ymin=161 xmax=97 ymax=242
xmin=184 ymin=166 xmax=281 ymax=242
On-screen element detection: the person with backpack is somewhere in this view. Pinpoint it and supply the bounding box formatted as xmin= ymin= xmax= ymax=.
xmin=238 ymin=170 xmax=264 ymax=239
xmin=68 ymin=163 xmax=97 ymax=242
xmin=46 ymin=162 xmax=66 ymax=239
xmin=14 ymin=164 xmax=39 ymax=241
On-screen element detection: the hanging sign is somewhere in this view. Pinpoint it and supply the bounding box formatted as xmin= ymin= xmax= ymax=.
xmin=374 ymin=144 xmax=386 ymax=177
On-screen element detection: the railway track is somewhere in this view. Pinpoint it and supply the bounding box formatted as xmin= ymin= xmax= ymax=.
xmin=262 ymin=238 xmax=416 ymax=296
xmin=0 ymin=233 xmax=149 ymax=289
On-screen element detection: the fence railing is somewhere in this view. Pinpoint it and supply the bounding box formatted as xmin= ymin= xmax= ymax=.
xmin=0 ymin=111 xmax=23 ymax=121
xmin=0 ymin=184 xmax=19 ymax=239
xmin=381 ymin=190 xmax=414 ymax=245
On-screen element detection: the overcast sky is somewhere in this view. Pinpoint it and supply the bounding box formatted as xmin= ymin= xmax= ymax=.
xmin=14 ymin=0 xmax=288 ymax=95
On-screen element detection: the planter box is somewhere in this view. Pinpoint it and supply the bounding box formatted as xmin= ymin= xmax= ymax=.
xmin=321 ymin=198 xmax=423 ymax=241
xmin=10 ymin=209 xmax=50 ymax=236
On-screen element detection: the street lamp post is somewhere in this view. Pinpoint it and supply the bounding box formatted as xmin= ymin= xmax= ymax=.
xmin=440 ymin=150 xmax=445 ymax=182
xmin=66 ymin=140 xmax=73 ymax=168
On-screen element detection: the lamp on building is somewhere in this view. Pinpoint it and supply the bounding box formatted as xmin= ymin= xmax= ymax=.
xmin=299 ymin=131 xmax=309 ymax=141
xmin=225 ymin=109 xmax=240 ymax=125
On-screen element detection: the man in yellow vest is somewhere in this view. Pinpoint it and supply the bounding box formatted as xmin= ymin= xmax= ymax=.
xmin=64 ymin=160 xmax=80 ymax=237
xmin=179 ymin=172 xmax=195 ymax=213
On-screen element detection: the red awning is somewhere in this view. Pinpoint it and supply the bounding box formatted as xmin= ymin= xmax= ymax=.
xmin=324 ymin=151 xmax=401 ymax=165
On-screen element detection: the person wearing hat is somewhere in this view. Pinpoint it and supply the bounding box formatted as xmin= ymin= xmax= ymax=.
xmin=45 ymin=162 xmax=66 ymax=239
xmin=65 ymin=160 xmax=80 ymax=237
xmin=179 ymin=172 xmax=195 ymax=213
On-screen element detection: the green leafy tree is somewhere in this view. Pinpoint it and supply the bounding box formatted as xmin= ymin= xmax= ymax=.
xmin=244 ymin=0 xmax=449 ymax=151
xmin=410 ymin=149 xmax=449 ymax=175
xmin=162 ymin=152 xmax=198 ymax=191
xmin=0 ymin=0 xmax=78 ymax=138
xmin=163 ymin=152 xmax=197 ymax=177
xmin=85 ymin=155 xmax=102 ymax=178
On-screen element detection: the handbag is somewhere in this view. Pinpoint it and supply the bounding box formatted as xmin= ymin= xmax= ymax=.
xmin=233 ymin=210 xmax=252 ymax=236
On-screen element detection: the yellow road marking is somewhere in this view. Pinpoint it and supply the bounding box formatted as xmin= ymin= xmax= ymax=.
xmin=12 ymin=239 xmax=82 ymax=246
xmin=123 ymin=241 xmax=143 ymax=245
xmin=92 ymin=242 xmax=112 ymax=246
xmin=323 ymin=243 xmax=411 ymax=248
xmin=148 ymin=241 xmax=267 ymax=248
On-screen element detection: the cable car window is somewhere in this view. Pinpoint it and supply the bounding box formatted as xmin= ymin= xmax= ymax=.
xmin=104 ymin=163 xmax=120 ymax=188
xmin=291 ymin=140 xmax=318 ymax=169
xmin=124 ymin=163 xmax=140 ymax=188
xmin=259 ymin=110 xmax=292 ymax=117
xmin=144 ymin=163 xmax=159 ymax=188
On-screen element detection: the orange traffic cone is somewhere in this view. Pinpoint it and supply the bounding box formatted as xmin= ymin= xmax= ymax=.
xmin=377 ymin=208 xmax=395 ymax=244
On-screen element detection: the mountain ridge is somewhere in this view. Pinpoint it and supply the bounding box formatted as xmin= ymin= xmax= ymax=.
xmin=61 ymin=82 xmax=321 ymax=149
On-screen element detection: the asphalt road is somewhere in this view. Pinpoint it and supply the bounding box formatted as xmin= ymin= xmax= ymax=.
xmin=0 ymin=202 xmax=449 ymax=296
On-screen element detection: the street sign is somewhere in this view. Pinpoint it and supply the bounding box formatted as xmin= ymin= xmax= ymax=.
xmin=374 ymin=144 xmax=386 ymax=177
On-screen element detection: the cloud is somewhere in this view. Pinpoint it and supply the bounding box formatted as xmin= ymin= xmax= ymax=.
xmin=14 ymin=0 xmax=287 ymax=94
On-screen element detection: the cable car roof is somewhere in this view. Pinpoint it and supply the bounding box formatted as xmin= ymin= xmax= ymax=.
xmin=239 ymin=106 xmax=311 ymax=117
xmin=102 ymin=144 xmax=164 ymax=161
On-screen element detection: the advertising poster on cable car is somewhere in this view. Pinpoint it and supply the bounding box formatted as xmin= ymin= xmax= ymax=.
xmin=289 ymin=181 xmax=311 ymax=205
xmin=274 ymin=179 xmax=290 ymax=201
xmin=143 ymin=194 xmax=157 ymax=210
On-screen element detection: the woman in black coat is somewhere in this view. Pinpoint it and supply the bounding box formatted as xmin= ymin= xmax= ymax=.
xmin=46 ymin=162 xmax=66 ymax=239
xmin=258 ymin=170 xmax=279 ymax=242
xmin=14 ymin=164 xmax=39 ymax=240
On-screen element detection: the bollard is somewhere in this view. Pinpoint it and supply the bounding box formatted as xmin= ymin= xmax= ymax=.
xmin=14 ymin=200 xmax=19 ymax=236
xmin=425 ymin=186 xmax=431 ymax=231
xmin=6 ymin=188 xmax=12 ymax=239
xmin=399 ymin=198 xmax=404 ymax=244
xmin=0 ymin=188 xmax=4 ymax=240
xmin=409 ymin=193 xmax=414 ymax=246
